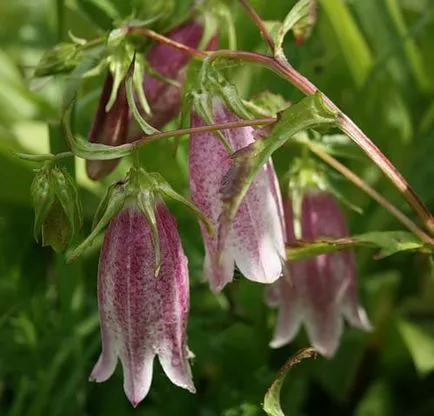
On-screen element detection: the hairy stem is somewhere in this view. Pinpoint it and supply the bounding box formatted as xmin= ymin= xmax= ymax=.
xmin=238 ymin=0 xmax=275 ymax=52
xmin=206 ymin=50 xmax=434 ymax=236
xmin=129 ymin=27 xmax=207 ymax=59
xmin=306 ymin=142 xmax=434 ymax=245
xmin=83 ymin=13 xmax=434 ymax=234
xmin=128 ymin=117 xmax=275 ymax=148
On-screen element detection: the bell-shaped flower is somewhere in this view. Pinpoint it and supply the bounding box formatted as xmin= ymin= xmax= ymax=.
xmin=138 ymin=21 xmax=218 ymax=132
xmin=89 ymin=196 xmax=195 ymax=406
xmin=267 ymin=190 xmax=371 ymax=357
xmin=87 ymin=19 xmax=218 ymax=180
xmin=86 ymin=73 xmax=130 ymax=180
xmin=189 ymin=100 xmax=286 ymax=292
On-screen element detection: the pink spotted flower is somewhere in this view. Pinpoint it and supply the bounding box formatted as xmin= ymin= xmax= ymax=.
xmin=189 ymin=100 xmax=286 ymax=292
xmin=90 ymin=200 xmax=195 ymax=406
xmin=267 ymin=190 xmax=371 ymax=357
xmin=87 ymin=19 xmax=217 ymax=180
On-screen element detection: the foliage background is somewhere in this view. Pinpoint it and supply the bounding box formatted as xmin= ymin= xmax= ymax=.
xmin=1 ymin=0 xmax=434 ymax=414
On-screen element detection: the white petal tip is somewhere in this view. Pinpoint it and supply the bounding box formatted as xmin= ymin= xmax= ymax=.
xmin=269 ymin=337 xmax=289 ymax=349
xmin=346 ymin=306 xmax=373 ymax=332
xmin=89 ymin=354 xmax=117 ymax=382
xmin=311 ymin=341 xmax=338 ymax=359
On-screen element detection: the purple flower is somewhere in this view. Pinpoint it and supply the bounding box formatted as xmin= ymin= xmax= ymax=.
xmin=86 ymin=73 xmax=130 ymax=180
xmin=189 ymin=100 xmax=286 ymax=292
xmin=267 ymin=190 xmax=371 ymax=357
xmin=90 ymin=201 xmax=195 ymax=406
xmin=87 ymin=20 xmax=218 ymax=180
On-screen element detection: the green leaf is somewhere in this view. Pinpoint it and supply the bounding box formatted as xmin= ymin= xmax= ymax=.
xmin=263 ymin=348 xmax=316 ymax=416
xmin=396 ymin=318 xmax=434 ymax=376
xmin=150 ymin=172 xmax=214 ymax=236
xmin=202 ymin=64 xmax=254 ymax=121
xmin=63 ymin=109 xmax=134 ymax=160
xmin=286 ymin=231 xmax=432 ymax=262
xmin=275 ymin=0 xmax=316 ymax=55
xmin=67 ymin=181 xmax=125 ymax=262
xmin=218 ymin=93 xmax=337 ymax=252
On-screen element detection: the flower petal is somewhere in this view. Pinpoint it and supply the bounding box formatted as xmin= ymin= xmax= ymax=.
xmin=189 ymin=101 xmax=285 ymax=288
xmin=189 ymin=110 xmax=236 ymax=291
xmin=155 ymin=204 xmax=195 ymax=391
xmin=121 ymin=352 xmax=155 ymax=408
xmin=269 ymin=276 xmax=302 ymax=349
xmin=231 ymin=161 xmax=285 ymax=284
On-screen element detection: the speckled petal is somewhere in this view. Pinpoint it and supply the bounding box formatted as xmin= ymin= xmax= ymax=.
xmin=92 ymin=201 xmax=194 ymax=406
xmin=155 ymin=204 xmax=195 ymax=392
xmin=122 ymin=352 xmax=155 ymax=408
xmin=189 ymin=110 xmax=236 ymax=291
xmin=231 ymin=160 xmax=285 ymax=284
xmin=189 ymin=101 xmax=285 ymax=289
xmin=294 ymin=255 xmax=344 ymax=357
xmin=268 ymin=276 xmax=302 ymax=349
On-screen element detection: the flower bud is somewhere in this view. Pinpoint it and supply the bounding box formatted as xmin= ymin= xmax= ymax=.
xmin=90 ymin=200 xmax=195 ymax=407
xmin=31 ymin=164 xmax=82 ymax=252
xmin=267 ymin=190 xmax=371 ymax=357
xmin=34 ymin=42 xmax=81 ymax=77
xmin=189 ymin=100 xmax=285 ymax=292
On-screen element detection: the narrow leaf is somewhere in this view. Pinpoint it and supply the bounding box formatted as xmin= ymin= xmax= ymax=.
xmin=275 ymin=0 xmax=316 ymax=55
xmin=286 ymin=231 xmax=432 ymax=262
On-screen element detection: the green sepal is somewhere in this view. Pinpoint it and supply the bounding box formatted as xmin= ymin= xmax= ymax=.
xmin=51 ymin=168 xmax=83 ymax=240
xmin=67 ymin=182 xmax=126 ymax=263
xmin=125 ymin=55 xmax=160 ymax=135
xmin=106 ymin=28 xmax=132 ymax=111
xmin=201 ymin=63 xmax=254 ymax=121
xmin=137 ymin=190 xmax=161 ymax=277
xmin=150 ymin=172 xmax=214 ymax=237
xmin=31 ymin=163 xmax=56 ymax=242
xmin=191 ymin=91 xmax=232 ymax=152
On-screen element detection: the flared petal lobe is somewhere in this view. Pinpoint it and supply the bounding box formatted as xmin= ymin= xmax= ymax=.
xmin=268 ymin=191 xmax=371 ymax=357
xmin=189 ymin=101 xmax=285 ymax=291
xmin=90 ymin=202 xmax=194 ymax=407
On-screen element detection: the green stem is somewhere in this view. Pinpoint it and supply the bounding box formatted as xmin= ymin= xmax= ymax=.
xmin=306 ymin=141 xmax=434 ymax=245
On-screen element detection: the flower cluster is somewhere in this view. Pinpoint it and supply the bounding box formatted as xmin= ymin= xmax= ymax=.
xmin=31 ymin=9 xmax=373 ymax=409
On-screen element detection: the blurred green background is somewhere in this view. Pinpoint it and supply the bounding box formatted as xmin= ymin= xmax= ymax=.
xmin=2 ymin=0 xmax=434 ymax=414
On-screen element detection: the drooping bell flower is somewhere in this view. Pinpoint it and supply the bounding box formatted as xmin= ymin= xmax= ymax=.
xmin=137 ymin=21 xmax=218 ymax=132
xmin=90 ymin=199 xmax=195 ymax=406
xmin=87 ymin=19 xmax=218 ymax=180
xmin=267 ymin=190 xmax=371 ymax=357
xmin=189 ymin=100 xmax=286 ymax=292
xmin=86 ymin=73 xmax=130 ymax=180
